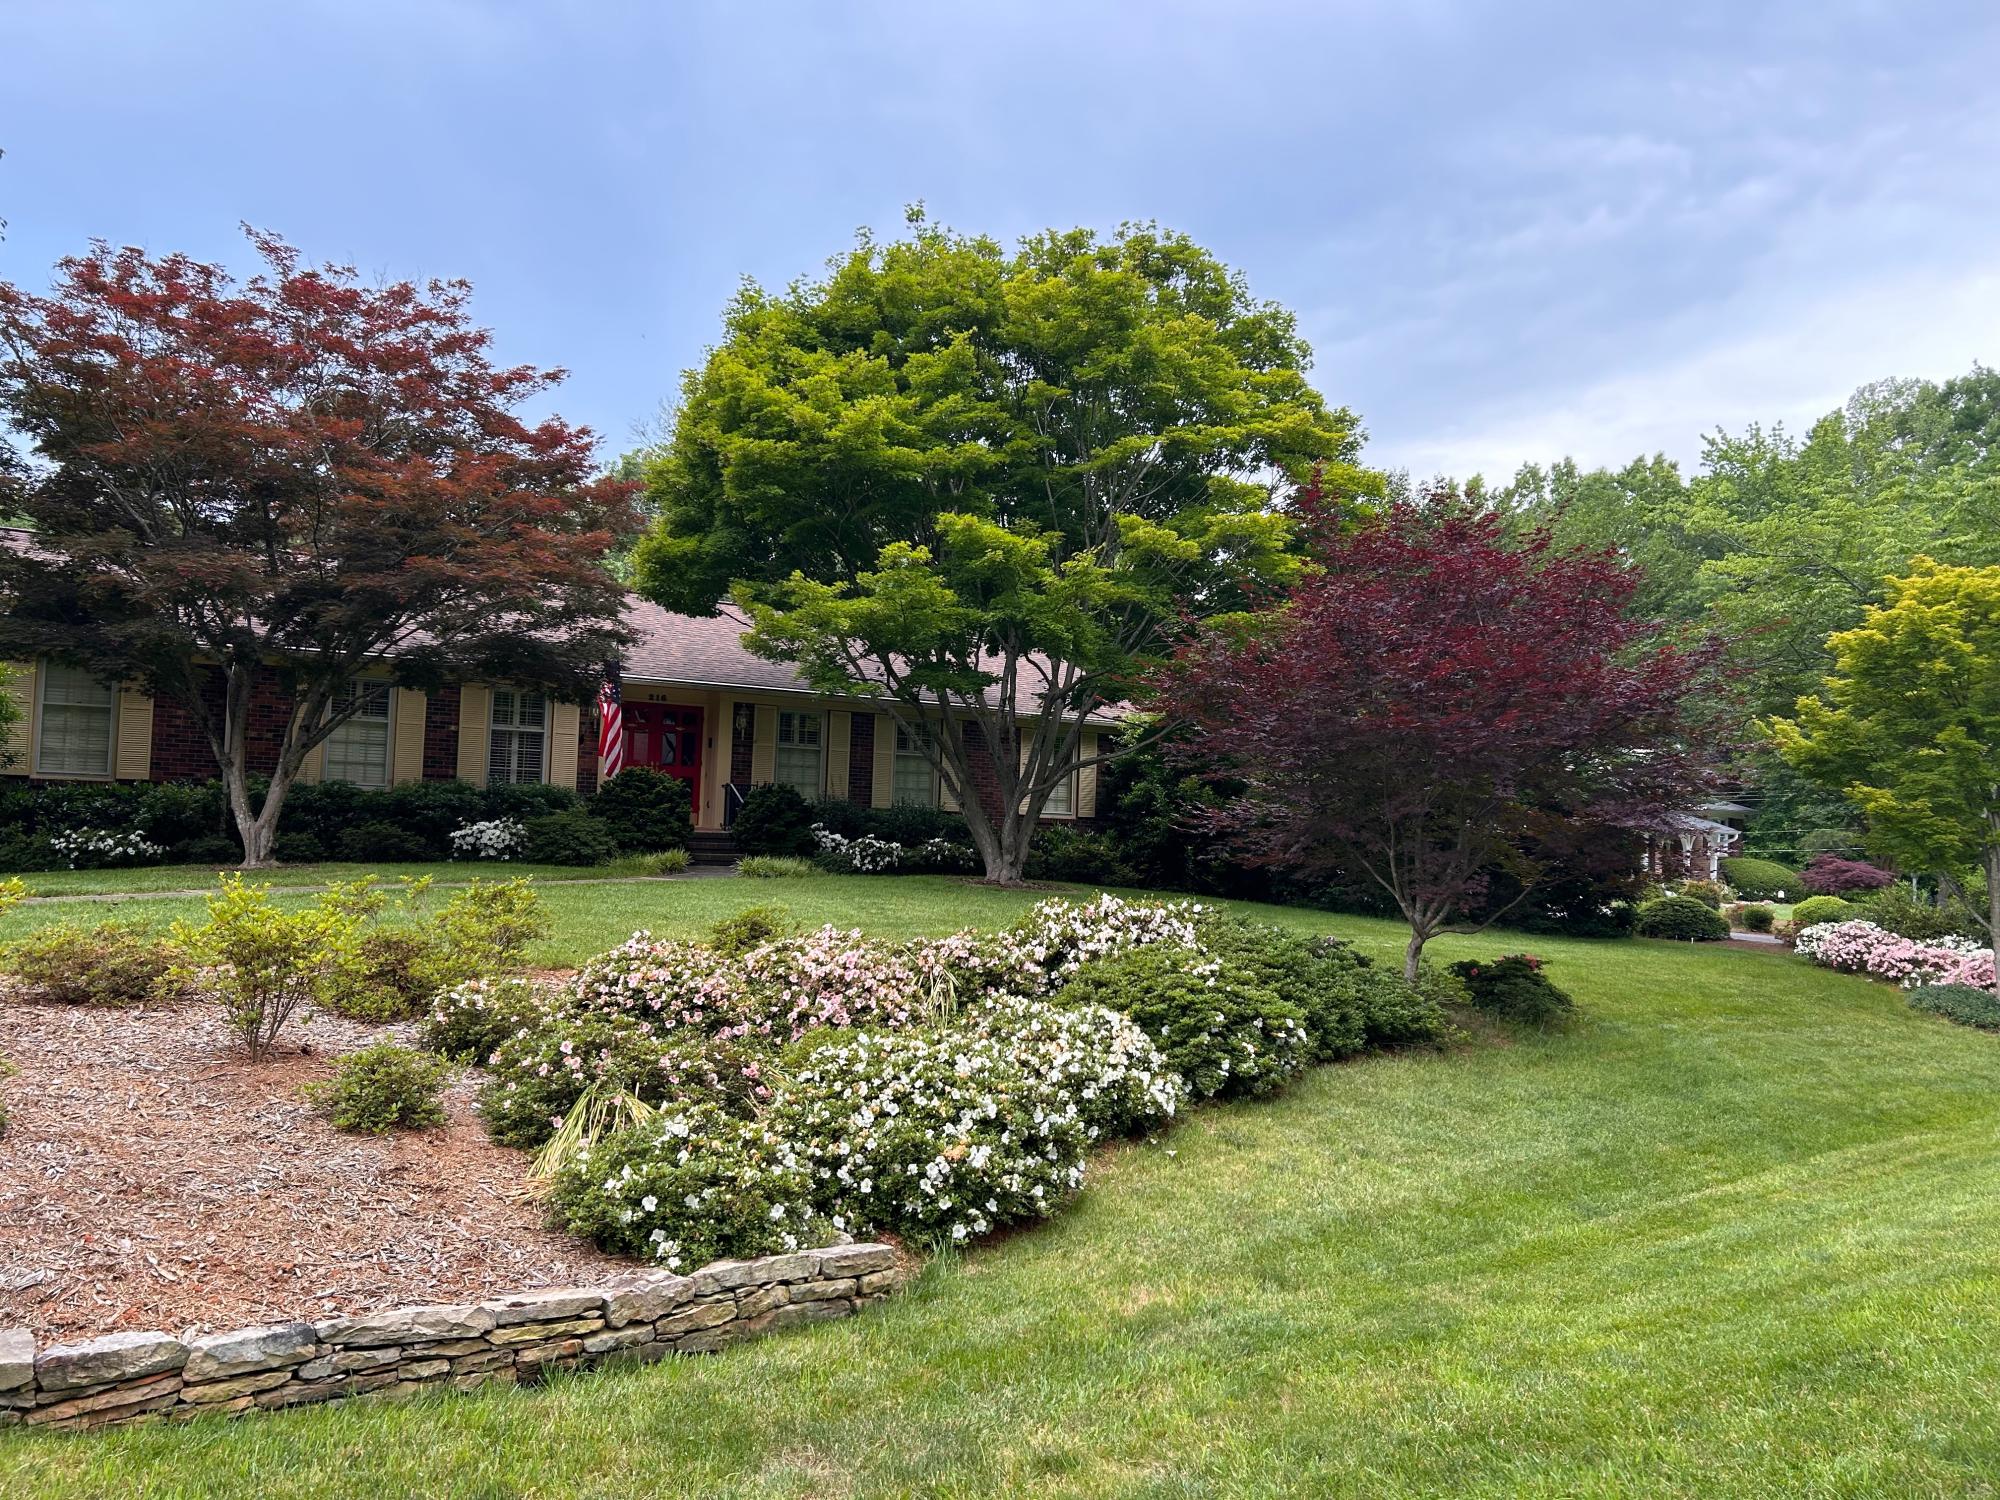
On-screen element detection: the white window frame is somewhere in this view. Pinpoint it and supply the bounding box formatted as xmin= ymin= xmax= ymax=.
xmin=892 ymin=721 xmax=938 ymax=807
xmin=322 ymin=680 xmax=394 ymax=788
xmin=1041 ymin=762 xmax=1075 ymax=818
xmin=488 ymin=686 xmax=550 ymax=786
xmin=33 ymin=663 xmax=117 ymax=780
xmin=774 ymin=710 xmax=823 ymax=798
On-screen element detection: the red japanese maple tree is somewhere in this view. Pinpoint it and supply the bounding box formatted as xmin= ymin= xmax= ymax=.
xmin=0 ymin=232 xmax=634 ymax=865
xmin=1157 ymin=484 xmax=1725 ymax=978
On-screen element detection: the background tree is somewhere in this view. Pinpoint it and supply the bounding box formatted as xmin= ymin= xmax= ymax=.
xmin=632 ymin=216 xmax=1366 ymax=881
xmin=1159 ymin=488 xmax=1724 ymax=979
xmin=1769 ymin=559 xmax=2000 ymax=961
xmin=0 ymin=232 xmax=633 ymax=866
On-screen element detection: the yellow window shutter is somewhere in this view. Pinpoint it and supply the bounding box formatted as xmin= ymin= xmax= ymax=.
xmin=2 ymin=663 xmax=36 ymax=775
xmin=549 ymin=701 xmax=581 ymax=790
xmin=457 ymin=684 xmax=491 ymax=784
xmin=826 ymin=710 xmax=851 ymax=800
xmin=750 ymin=704 xmax=777 ymax=784
xmin=391 ymin=688 xmax=426 ymax=784
xmin=871 ymin=714 xmax=895 ymax=808
xmin=113 ymin=688 xmax=153 ymax=780
xmin=1077 ymin=730 xmax=1099 ymax=818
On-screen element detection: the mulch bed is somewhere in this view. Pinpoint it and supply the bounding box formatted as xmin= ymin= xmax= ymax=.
xmin=0 ymin=999 xmax=634 ymax=1344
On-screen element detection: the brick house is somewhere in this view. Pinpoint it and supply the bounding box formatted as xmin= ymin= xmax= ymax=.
xmin=1 ymin=595 xmax=1112 ymax=832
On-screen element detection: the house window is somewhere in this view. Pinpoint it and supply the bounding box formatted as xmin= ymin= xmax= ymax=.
xmin=488 ymin=688 xmax=548 ymax=785
xmin=35 ymin=664 xmax=116 ymax=778
xmin=893 ymin=722 xmax=937 ymax=806
xmin=1042 ymin=759 xmax=1075 ymax=817
xmin=774 ymin=711 xmax=822 ymax=797
xmin=323 ymin=681 xmax=392 ymax=788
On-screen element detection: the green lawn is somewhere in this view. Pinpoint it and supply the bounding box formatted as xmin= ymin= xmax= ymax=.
xmin=7 ymin=857 xmax=696 ymax=898
xmin=6 ymin=881 xmax=2000 ymax=1496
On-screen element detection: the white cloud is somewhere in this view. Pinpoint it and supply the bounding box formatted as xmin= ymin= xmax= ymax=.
xmin=1382 ymin=260 xmax=2000 ymax=481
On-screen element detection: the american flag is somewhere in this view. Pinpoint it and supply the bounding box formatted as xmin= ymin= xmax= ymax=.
xmin=596 ymin=670 xmax=625 ymax=781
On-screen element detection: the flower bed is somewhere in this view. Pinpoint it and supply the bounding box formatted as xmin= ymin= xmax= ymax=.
xmin=1792 ymin=919 xmax=1996 ymax=990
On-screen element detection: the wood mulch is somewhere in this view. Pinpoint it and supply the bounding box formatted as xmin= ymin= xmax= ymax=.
xmin=0 ymin=998 xmax=635 ymax=1344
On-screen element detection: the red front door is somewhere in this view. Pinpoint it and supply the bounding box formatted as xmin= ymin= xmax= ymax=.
xmin=624 ymin=703 xmax=703 ymax=816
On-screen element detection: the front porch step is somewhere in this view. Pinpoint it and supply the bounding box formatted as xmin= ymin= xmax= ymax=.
xmin=687 ymin=831 xmax=739 ymax=866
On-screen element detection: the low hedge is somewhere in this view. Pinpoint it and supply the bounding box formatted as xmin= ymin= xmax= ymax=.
xmin=1908 ymin=984 xmax=2000 ymax=1031
xmin=1635 ymin=895 xmax=1732 ymax=941
xmin=1719 ymin=857 xmax=1800 ymax=900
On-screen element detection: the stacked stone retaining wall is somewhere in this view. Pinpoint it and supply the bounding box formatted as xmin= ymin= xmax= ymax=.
xmin=1 ymin=1242 xmax=901 ymax=1433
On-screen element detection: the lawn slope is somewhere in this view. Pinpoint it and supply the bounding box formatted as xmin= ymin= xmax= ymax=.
xmin=5 ymin=894 xmax=2000 ymax=1497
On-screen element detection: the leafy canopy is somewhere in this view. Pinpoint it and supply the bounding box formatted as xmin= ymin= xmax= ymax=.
xmin=1768 ymin=559 xmax=2000 ymax=942
xmin=1160 ymin=486 xmax=1724 ymax=976
xmin=632 ymin=216 xmax=1365 ymax=880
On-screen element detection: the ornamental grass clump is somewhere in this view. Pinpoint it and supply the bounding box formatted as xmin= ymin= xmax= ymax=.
xmin=478 ymin=1011 xmax=773 ymax=1149
xmin=1057 ymin=943 xmax=1309 ymax=1101
xmin=551 ymin=1102 xmax=825 ymax=1270
xmin=771 ymin=1027 xmax=1090 ymax=1246
xmin=306 ymin=1042 xmax=449 ymax=1134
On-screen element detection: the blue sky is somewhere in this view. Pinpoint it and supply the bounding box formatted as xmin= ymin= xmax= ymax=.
xmin=4 ymin=1 xmax=1998 ymax=483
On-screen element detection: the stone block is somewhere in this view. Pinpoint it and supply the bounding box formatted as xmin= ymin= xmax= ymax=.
xmin=480 ymin=1287 xmax=606 ymax=1327
xmin=35 ymin=1332 xmax=188 ymax=1394
xmin=690 ymin=1253 xmax=812 ymax=1294
xmin=603 ymin=1273 xmax=692 ymax=1328
xmin=401 ymin=1359 xmax=451 ymax=1381
xmin=487 ymin=1316 xmax=604 ymax=1347
xmin=581 ymin=1325 xmax=657 ymax=1357
xmin=736 ymin=1284 xmax=790 ymax=1318
xmin=323 ymin=1304 xmax=496 ymax=1348
xmin=179 ymin=1370 xmax=295 ymax=1405
xmin=656 ymin=1300 xmax=736 ymax=1338
xmin=513 ymin=1338 xmax=584 ymax=1368
xmin=858 ymin=1269 xmax=903 ymax=1295
xmin=27 ymin=1372 xmax=183 ymax=1425
xmin=182 ymin=1323 xmax=319 ymax=1383
xmin=448 ymin=1348 xmax=516 ymax=1375
xmin=0 ymin=1329 xmax=34 ymax=1393
xmin=809 ymin=1243 xmax=896 ymax=1278
xmin=790 ymin=1278 xmax=856 ymax=1303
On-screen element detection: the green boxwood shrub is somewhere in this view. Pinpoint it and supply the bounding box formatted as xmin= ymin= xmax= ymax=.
xmin=1908 ymin=984 xmax=2000 ymax=1031
xmin=1025 ymin=826 xmax=1139 ymax=886
xmin=708 ymin=905 xmax=794 ymax=959
xmin=588 ymin=768 xmax=695 ymax=853
xmin=521 ymin=809 xmax=618 ymax=866
xmin=1635 ymin=895 xmax=1732 ymax=941
xmin=1195 ymin=916 xmax=1373 ymax=1061
xmin=1056 ymin=943 xmax=1309 ymax=1100
xmin=305 ymin=1043 xmax=449 ymax=1134
xmin=1448 ymin=954 xmax=1576 ymax=1025
xmin=1788 ymin=894 xmax=1862 ymax=930
xmin=731 ymin=784 xmax=818 ymax=857
xmin=1719 ymin=857 xmax=1800 ymax=900
xmin=1734 ymin=903 xmax=1776 ymax=933
xmin=333 ymin=820 xmax=432 ymax=863
xmin=3 ymin=920 xmax=190 ymax=1007
xmin=1673 ymin=879 xmax=1728 ymax=910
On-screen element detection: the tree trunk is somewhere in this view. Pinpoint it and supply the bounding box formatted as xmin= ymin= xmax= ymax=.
xmin=1403 ymin=928 xmax=1428 ymax=984
xmin=1986 ymin=836 xmax=1999 ymax=994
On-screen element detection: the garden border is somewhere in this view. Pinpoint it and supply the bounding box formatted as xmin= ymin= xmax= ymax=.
xmin=1 ymin=1242 xmax=902 ymax=1433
